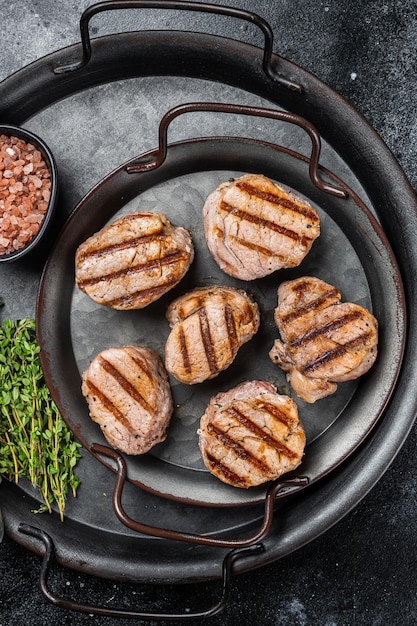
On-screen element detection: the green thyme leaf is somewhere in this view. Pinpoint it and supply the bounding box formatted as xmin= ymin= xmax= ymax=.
xmin=0 ymin=317 xmax=82 ymax=521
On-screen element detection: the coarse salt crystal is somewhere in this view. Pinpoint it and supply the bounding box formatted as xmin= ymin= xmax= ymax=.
xmin=29 ymin=175 xmax=42 ymax=188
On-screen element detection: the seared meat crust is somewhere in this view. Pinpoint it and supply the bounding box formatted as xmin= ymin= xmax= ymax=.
xmin=202 ymin=173 xmax=320 ymax=280
xmin=75 ymin=212 xmax=194 ymax=310
xmin=269 ymin=276 xmax=378 ymax=402
xmin=81 ymin=346 xmax=173 ymax=455
xmin=165 ymin=286 xmax=260 ymax=384
xmin=198 ymin=380 xmax=305 ymax=488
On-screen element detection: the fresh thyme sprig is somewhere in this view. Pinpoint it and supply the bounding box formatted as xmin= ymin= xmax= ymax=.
xmin=0 ymin=317 xmax=81 ymax=521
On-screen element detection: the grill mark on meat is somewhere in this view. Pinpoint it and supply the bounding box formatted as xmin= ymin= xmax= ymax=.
xmin=83 ymin=379 xmax=137 ymax=434
xmin=174 ymin=295 xmax=207 ymax=321
xmin=129 ymin=352 xmax=152 ymax=380
xmin=77 ymin=250 xmax=188 ymax=288
xmin=98 ymin=356 xmax=154 ymax=415
xmin=207 ymin=422 xmax=271 ymax=475
xmin=199 ymin=307 xmax=218 ymax=374
xmin=226 ymin=406 xmax=298 ymax=460
xmin=224 ymin=303 xmax=239 ymax=355
xmin=301 ymin=331 xmax=375 ymax=374
xmin=205 ymin=451 xmax=249 ymax=488
xmin=76 ymin=232 xmax=171 ymax=262
xmin=214 ymin=230 xmax=315 ymax=267
xmin=220 ymin=201 xmax=313 ymax=248
xmin=289 ymin=311 xmax=363 ymax=348
xmin=227 ymin=234 xmax=288 ymax=260
xmin=255 ymin=401 xmax=295 ymax=429
xmin=281 ymin=288 xmax=340 ymax=323
xmin=344 ymin=332 xmax=375 ymax=349
xmin=104 ymin=277 xmax=179 ymax=308
xmin=236 ymin=181 xmax=319 ymax=222
xmin=178 ymin=326 xmax=192 ymax=375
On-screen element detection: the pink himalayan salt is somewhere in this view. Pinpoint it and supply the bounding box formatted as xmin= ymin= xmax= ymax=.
xmin=0 ymin=133 xmax=51 ymax=256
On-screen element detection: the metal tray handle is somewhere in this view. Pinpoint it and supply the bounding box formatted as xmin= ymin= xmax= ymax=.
xmin=91 ymin=443 xmax=309 ymax=548
xmin=19 ymin=523 xmax=263 ymax=621
xmin=54 ymin=0 xmax=302 ymax=91
xmin=126 ymin=101 xmax=348 ymax=198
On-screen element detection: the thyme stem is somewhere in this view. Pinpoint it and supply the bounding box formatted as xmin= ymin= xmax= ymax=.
xmin=0 ymin=318 xmax=82 ymax=520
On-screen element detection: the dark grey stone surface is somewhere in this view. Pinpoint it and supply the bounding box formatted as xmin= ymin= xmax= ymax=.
xmin=1 ymin=1 xmax=417 ymax=624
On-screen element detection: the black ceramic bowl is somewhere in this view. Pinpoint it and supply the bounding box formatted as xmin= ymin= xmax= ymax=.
xmin=0 ymin=124 xmax=58 ymax=262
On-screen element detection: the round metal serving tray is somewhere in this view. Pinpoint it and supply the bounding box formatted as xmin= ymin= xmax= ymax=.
xmin=1 ymin=5 xmax=416 ymax=587
xmin=36 ymin=124 xmax=404 ymax=509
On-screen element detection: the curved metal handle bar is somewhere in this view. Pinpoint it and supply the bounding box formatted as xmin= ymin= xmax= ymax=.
xmin=126 ymin=101 xmax=347 ymax=198
xmin=54 ymin=0 xmax=301 ymax=91
xmin=18 ymin=523 xmax=264 ymax=621
xmin=91 ymin=442 xmax=309 ymax=548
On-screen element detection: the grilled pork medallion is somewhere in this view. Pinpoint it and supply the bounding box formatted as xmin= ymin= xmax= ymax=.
xmin=75 ymin=212 xmax=194 ymax=310
xmin=202 ymin=173 xmax=320 ymax=280
xmin=269 ymin=276 xmax=379 ymax=403
xmin=165 ymin=286 xmax=260 ymax=384
xmin=81 ymin=346 xmax=173 ymax=455
xmin=198 ymin=380 xmax=306 ymax=488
